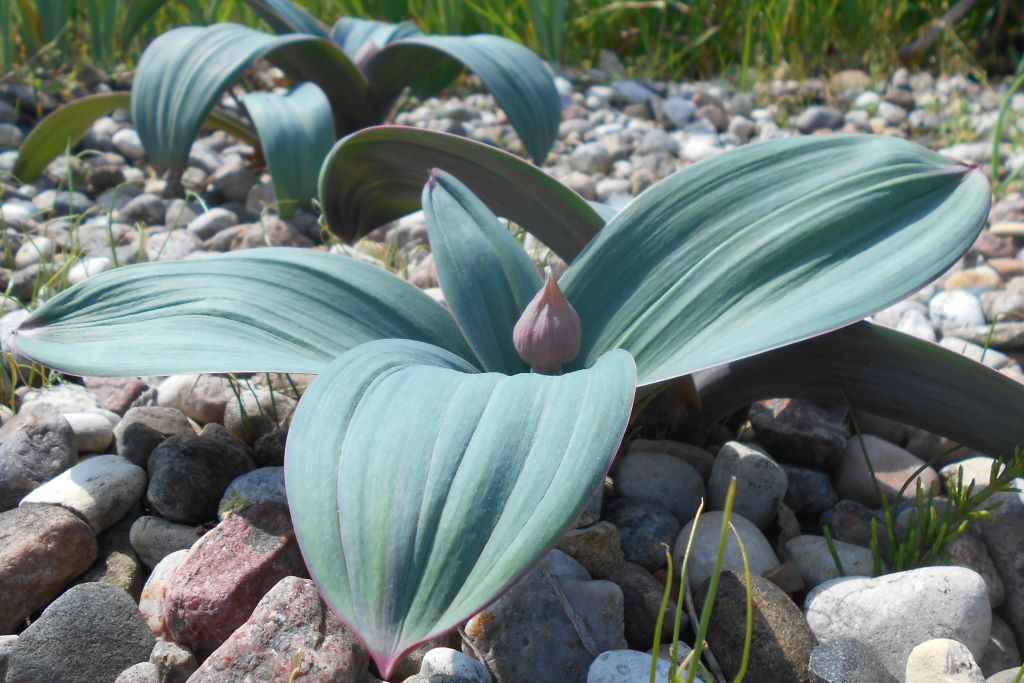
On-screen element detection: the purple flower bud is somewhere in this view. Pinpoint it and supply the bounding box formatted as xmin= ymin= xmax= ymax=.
xmin=513 ymin=268 xmax=581 ymax=374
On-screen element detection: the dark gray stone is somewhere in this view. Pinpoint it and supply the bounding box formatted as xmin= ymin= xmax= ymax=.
xmin=117 ymin=422 xmax=166 ymax=468
xmin=4 ymin=583 xmax=155 ymax=683
xmin=783 ymin=465 xmax=839 ymax=518
xmin=252 ymin=429 xmax=287 ymax=467
xmin=0 ymin=406 xmax=76 ymax=510
xmin=748 ymin=398 xmax=847 ymax=469
xmin=219 ymin=466 xmax=286 ymax=519
xmin=808 ymin=638 xmax=899 ymax=683
xmin=607 ymin=498 xmax=681 ymax=571
xmin=147 ymin=434 xmax=255 ymax=524
xmin=609 ymin=562 xmax=679 ymax=650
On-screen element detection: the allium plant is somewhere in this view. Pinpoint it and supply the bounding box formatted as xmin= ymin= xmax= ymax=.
xmin=12 ymin=0 xmax=560 ymax=217
xmin=16 ymin=128 xmax=1024 ymax=677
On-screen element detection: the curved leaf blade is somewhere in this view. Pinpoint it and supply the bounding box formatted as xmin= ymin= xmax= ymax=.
xmin=319 ymin=126 xmax=603 ymax=262
xmin=15 ymin=248 xmax=474 ymax=376
xmin=329 ymin=16 xmax=421 ymax=61
xmin=562 ymin=135 xmax=992 ymax=386
xmin=694 ymin=322 xmax=1024 ymax=458
xmin=364 ymin=34 xmax=561 ymax=164
xmin=11 ymin=91 xmax=260 ymax=182
xmin=423 ymin=170 xmax=542 ymax=372
xmin=13 ymin=92 xmax=129 ymax=181
xmin=244 ymin=83 xmax=335 ymax=218
xmin=285 ymin=340 xmax=636 ymax=677
xmin=242 ymin=0 xmax=328 ymax=37
xmin=132 ymin=23 xmax=374 ymax=174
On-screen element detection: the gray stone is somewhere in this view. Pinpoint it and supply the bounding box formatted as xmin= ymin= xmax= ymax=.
xmin=675 ymin=511 xmax=780 ymax=589
xmin=0 ymin=406 xmax=77 ymax=510
xmin=4 ymin=583 xmax=155 ymax=683
xmin=463 ymin=549 xmax=626 ymax=683
xmin=930 ymin=290 xmax=986 ymax=327
xmin=796 ymin=106 xmax=843 ymax=132
xmin=940 ymin=337 xmax=1012 ymax=369
xmin=804 ymin=567 xmax=991 ymax=680
xmin=878 ymin=101 xmax=908 ymax=125
xmin=708 ymin=441 xmax=788 ymax=528
xmin=20 ymin=454 xmax=146 ymax=533
xmin=129 ymin=515 xmax=203 ymax=569
xmin=210 ymin=157 xmax=258 ymax=202
xmin=63 ymin=411 xmax=114 ymax=453
xmin=115 ymin=663 xmax=160 ymax=683
xmin=905 ymin=638 xmax=985 ymax=682
xmin=13 ymin=235 xmax=52 ymax=268
xmin=748 ymin=398 xmax=847 ymax=469
xmin=943 ymin=531 xmax=1005 ymax=607
xmin=33 ymin=189 xmax=93 ymax=215
xmin=0 ymin=123 xmax=23 ymax=150
xmin=139 ymin=549 xmax=188 ymax=639
xmin=608 ymin=562 xmax=681 ymax=651
xmin=606 ymin=498 xmax=680 ymax=571
xmin=219 ymin=466 xmax=286 ymax=519
xmin=421 ymin=647 xmax=490 ymax=682
xmin=699 ymin=571 xmax=818 ymax=682
xmin=808 ymin=638 xmax=898 ymax=683
xmin=663 ymin=97 xmax=696 ymax=128
xmin=187 ymin=207 xmax=239 ymax=240
xmin=76 ymin=512 xmax=145 ymax=600
xmin=785 ymin=535 xmax=876 ymax=589
xmin=570 ymin=142 xmax=613 ymax=175
xmin=156 ymin=373 xmax=231 ymax=424
xmin=979 ymin=614 xmax=1021 ymax=677
xmin=223 ymin=385 xmax=296 ymax=443
xmin=112 ymin=128 xmax=145 ymax=161
xmin=587 ymin=650 xmax=682 ymax=683
xmin=977 ymin=493 xmax=1024 ymax=648
xmin=115 ymin=193 xmax=165 ymax=225
xmin=627 ymin=439 xmax=715 ymax=480
xmin=20 ymin=382 xmax=102 ymax=414
xmin=149 ymin=641 xmax=197 ymax=683
xmin=556 ymin=521 xmax=625 ymax=579
xmin=637 ymin=130 xmax=679 ymax=156
xmin=613 ymin=451 xmax=705 ymax=523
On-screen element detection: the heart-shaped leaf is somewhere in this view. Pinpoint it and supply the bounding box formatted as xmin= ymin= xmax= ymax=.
xmin=244 ymin=83 xmax=336 ymax=217
xmin=319 ymin=126 xmax=603 ymax=261
xmin=561 ymin=134 xmax=991 ymax=386
xmin=423 ymin=169 xmax=542 ymax=372
xmin=286 ymin=340 xmax=636 ymax=677
xmin=15 ymin=248 xmax=474 ymax=376
xmin=132 ymin=23 xmax=375 ymax=174
xmin=364 ymin=34 xmax=561 ymax=164
xmin=695 ymin=322 xmax=1024 ymax=458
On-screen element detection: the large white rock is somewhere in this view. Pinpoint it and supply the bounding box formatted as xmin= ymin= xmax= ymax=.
xmin=20 ymin=454 xmax=145 ymax=533
xmin=674 ymin=511 xmax=780 ymax=589
xmin=804 ymin=567 xmax=991 ymax=680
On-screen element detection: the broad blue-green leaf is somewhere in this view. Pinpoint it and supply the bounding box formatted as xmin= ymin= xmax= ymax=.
xmin=244 ymin=83 xmax=335 ymax=218
xmin=330 ymin=16 xmax=421 ymax=61
xmin=423 ymin=170 xmax=542 ymax=372
xmin=132 ymin=23 xmax=375 ymax=174
xmin=694 ymin=322 xmax=1024 ymax=459
xmin=15 ymin=248 xmax=474 ymax=376
xmin=319 ymin=126 xmax=603 ymax=261
xmin=285 ymin=339 xmax=636 ymax=677
xmin=12 ymin=92 xmax=258 ymax=182
xmin=364 ymin=34 xmax=561 ymax=163
xmin=242 ymin=0 xmax=328 ymax=37
xmin=561 ymin=135 xmax=991 ymax=386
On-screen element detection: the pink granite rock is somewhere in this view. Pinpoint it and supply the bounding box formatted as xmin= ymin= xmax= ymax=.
xmin=834 ymin=434 xmax=940 ymax=507
xmin=164 ymin=502 xmax=307 ymax=656
xmin=83 ymin=376 xmax=147 ymax=415
xmin=190 ymin=577 xmax=368 ymax=682
xmin=0 ymin=504 xmax=97 ymax=633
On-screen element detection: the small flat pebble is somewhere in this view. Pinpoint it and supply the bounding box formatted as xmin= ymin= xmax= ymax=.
xmin=421 ymin=647 xmax=491 ymax=682
xmin=808 ymin=638 xmax=898 ymax=683
xmin=785 ymin=535 xmax=875 ymax=588
xmin=833 ymin=434 xmax=940 ymax=507
xmin=63 ymin=411 xmax=115 ymax=453
xmin=606 ymin=498 xmax=680 ymax=571
xmin=21 ymin=454 xmax=146 ymax=533
xmin=129 ymin=514 xmax=203 ymax=568
xmin=587 ymin=650 xmax=681 ymax=683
